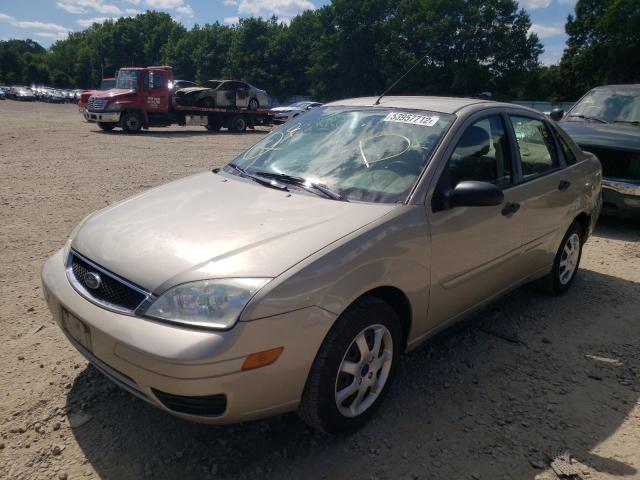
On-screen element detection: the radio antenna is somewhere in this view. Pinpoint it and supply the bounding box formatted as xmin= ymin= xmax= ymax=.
xmin=374 ymin=49 xmax=433 ymax=105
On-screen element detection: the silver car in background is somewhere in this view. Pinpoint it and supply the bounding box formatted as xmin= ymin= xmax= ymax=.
xmin=271 ymin=101 xmax=323 ymax=124
xmin=42 ymin=96 xmax=601 ymax=433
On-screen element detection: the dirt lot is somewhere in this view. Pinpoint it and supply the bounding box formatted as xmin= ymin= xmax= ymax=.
xmin=1 ymin=100 xmax=639 ymax=480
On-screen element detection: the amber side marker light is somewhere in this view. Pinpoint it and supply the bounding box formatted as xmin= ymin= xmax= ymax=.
xmin=242 ymin=347 xmax=284 ymax=371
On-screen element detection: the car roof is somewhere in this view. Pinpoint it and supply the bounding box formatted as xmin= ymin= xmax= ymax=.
xmin=324 ymin=96 xmax=519 ymax=114
xmin=590 ymin=84 xmax=640 ymax=92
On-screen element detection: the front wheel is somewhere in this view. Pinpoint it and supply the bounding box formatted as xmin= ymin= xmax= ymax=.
xmin=97 ymin=122 xmax=115 ymax=131
xmin=121 ymin=112 xmax=142 ymax=134
xmin=534 ymin=221 xmax=584 ymax=295
xmin=298 ymin=296 xmax=401 ymax=433
xmin=248 ymin=98 xmax=259 ymax=110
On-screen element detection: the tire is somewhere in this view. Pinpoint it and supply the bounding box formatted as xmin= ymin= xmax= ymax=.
xmin=533 ymin=221 xmax=584 ymax=295
xmin=298 ymin=296 xmax=402 ymax=433
xmin=228 ymin=115 xmax=247 ymax=133
xmin=97 ymin=122 xmax=115 ymax=131
xmin=206 ymin=116 xmax=222 ymax=131
xmin=121 ymin=111 xmax=142 ymax=134
xmin=248 ymin=98 xmax=259 ymax=110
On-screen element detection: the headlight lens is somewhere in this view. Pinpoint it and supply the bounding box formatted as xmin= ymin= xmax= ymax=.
xmin=106 ymin=102 xmax=123 ymax=111
xmin=145 ymin=278 xmax=271 ymax=329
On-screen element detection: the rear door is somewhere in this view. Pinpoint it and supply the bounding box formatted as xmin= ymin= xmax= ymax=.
xmin=506 ymin=114 xmax=575 ymax=272
xmin=234 ymin=82 xmax=250 ymax=108
xmin=427 ymin=112 xmax=531 ymax=326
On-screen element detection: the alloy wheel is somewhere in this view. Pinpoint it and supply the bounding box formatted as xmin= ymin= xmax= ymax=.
xmin=335 ymin=324 xmax=393 ymax=418
xmin=559 ymin=233 xmax=580 ymax=285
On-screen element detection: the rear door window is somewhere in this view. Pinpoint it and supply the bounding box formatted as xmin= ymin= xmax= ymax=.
xmin=510 ymin=116 xmax=559 ymax=178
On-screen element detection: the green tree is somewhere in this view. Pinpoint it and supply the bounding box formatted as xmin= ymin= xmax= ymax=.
xmin=560 ymin=0 xmax=640 ymax=98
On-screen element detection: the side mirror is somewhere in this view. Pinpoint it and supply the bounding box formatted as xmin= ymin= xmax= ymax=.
xmin=448 ymin=181 xmax=504 ymax=208
xmin=549 ymin=108 xmax=564 ymax=121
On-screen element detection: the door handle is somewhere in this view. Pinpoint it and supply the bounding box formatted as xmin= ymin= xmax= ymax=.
xmin=501 ymin=202 xmax=521 ymax=217
xmin=558 ymin=180 xmax=571 ymax=191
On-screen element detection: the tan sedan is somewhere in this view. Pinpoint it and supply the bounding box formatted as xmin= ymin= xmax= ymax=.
xmin=42 ymin=96 xmax=602 ymax=433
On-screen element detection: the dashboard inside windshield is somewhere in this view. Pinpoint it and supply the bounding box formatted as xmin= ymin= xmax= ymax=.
xmin=229 ymin=106 xmax=453 ymax=203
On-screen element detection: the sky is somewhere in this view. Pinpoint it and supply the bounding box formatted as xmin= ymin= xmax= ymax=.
xmin=0 ymin=0 xmax=576 ymax=65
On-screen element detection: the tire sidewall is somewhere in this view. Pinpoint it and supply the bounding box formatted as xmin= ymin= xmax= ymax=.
xmin=310 ymin=298 xmax=402 ymax=433
xmin=121 ymin=112 xmax=142 ymax=133
xmin=230 ymin=115 xmax=247 ymax=132
xmin=551 ymin=222 xmax=584 ymax=294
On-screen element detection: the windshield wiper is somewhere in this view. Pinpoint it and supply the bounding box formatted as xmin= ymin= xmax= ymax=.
xmin=252 ymin=171 xmax=348 ymax=201
xmin=567 ymin=114 xmax=608 ymax=124
xmin=611 ymin=120 xmax=640 ymax=126
xmin=226 ymin=164 xmax=289 ymax=191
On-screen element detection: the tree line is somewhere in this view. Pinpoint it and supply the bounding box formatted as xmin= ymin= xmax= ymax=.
xmin=0 ymin=0 xmax=638 ymax=102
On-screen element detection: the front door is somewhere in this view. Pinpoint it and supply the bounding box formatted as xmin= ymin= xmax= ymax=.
xmin=427 ymin=114 xmax=530 ymax=327
xmin=144 ymin=70 xmax=169 ymax=113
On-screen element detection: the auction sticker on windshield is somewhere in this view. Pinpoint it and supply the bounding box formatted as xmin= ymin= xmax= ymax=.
xmin=383 ymin=112 xmax=440 ymax=127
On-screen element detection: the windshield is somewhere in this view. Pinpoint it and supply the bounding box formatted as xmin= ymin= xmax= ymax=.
xmin=568 ymin=88 xmax=640 ymax=123
xmin=202 ymin=80 xmax=222 ymax=89
xmin=115 ymin=71 xmax=140 ymax=90
xmin=228 ymin=106 xmax=453 ymax=203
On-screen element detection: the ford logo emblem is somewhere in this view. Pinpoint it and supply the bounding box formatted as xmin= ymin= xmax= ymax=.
xmin=84 ymin=271 xmax=102 ymax=290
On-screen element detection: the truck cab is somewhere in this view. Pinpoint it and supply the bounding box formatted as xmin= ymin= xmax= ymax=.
xmin=83 ymin=66 xmax=174 ymax=132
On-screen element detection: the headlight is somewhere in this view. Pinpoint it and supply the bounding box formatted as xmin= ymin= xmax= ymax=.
xmin=106 ymin=102 xmax=123 ymax=111
xmin=145 ymin=278 xmax=271 ymax=329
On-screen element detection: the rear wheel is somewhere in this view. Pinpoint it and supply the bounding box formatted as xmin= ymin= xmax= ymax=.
xmin=248 ymin=98 xmax=259 ymax=110
xmin=228 ymin=115 xmax=247 ymax=133
xmin=121 ymin=111 xmax=142 ymax=134
xmin=298 ymin=296 xmax=401 ymax=433
xmin=534 ymin=221 xmax=584 ymax=295
xmin=97 ymin=122 xmax=115 ymax=131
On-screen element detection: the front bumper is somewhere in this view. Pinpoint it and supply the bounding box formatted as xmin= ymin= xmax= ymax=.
xmin=42 ymin=250 xmax=335 ymax=424
xmin=602 ymin=178 xmax=640 ymax=217
xmin=83 ymin=110 xmax=120 ymax=123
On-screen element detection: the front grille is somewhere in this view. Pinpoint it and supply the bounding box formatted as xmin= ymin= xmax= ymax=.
xmin=88 ymin=97 xmax=106 ymax=111
xmin=152 ymin=389 xmax=227 ymax=417
xmin=583 ymin=147 xmax=640 ymax=181
xmin=70 ymin=252 xmax=147 ymax=311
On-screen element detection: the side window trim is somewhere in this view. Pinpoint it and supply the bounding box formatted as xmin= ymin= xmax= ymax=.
xmin=506 ymin=114 xmax=564 ymax=185
xmin=431 ymin=113 xmax=514 ymax=212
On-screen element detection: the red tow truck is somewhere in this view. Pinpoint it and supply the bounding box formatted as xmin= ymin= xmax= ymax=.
xmin=82 ymin=66 xmax=272 ymax=133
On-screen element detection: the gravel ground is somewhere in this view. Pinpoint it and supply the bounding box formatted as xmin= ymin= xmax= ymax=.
xmin=1 ymin=100 xmax=639 ymax=480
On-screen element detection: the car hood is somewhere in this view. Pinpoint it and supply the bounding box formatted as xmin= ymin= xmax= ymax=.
xmin=90 ymin=88 xmax=136 ymax=99
xmin=271 ymin=106 xmax=301 ymax=112
xmin=559 ymin=120 xmax=640 ymax=152
xmin=72 ymin=172 xmax=395 ymax=293
xmin=176 ymin=86 xmax=209 ymax=94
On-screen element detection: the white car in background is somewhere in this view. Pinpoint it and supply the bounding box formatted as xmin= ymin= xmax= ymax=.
xmin=271 ymin=101 xmax=323 ymax=124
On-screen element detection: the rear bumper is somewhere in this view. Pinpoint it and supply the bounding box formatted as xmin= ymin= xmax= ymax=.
xmin=84 ymin=110 xmax=120 ymax=123
xmin=41 ymin=250 xmax=335 ymax=424
xmin=602 ymin=178 xmax=640 ymax=217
